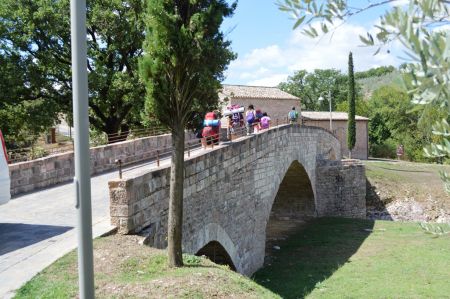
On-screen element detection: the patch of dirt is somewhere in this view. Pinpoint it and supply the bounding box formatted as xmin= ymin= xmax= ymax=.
xmin=365 ymin=161 xmax=450 ymax=223
xmin=89 ymin=234 xmax=270 ymax=299
xmin=264 ymin=217 xmax=310 ymax=265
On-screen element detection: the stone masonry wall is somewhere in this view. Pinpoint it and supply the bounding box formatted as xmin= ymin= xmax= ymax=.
xmin=9 ymin=132 xmax=194 ymax=195
xmin=108 ymin=125 xmax=366 ymax=276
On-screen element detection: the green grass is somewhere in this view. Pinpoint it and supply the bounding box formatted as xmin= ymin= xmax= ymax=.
xmin=253 ymin=218 xmax=450 ymax=299
xmin=15 ymin=251 xmax=78 ymax=299
xmin=14 ymin=236 xmax=277 ymax=299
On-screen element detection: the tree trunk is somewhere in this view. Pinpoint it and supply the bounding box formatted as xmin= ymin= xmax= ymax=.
xmin=168 ymin=123 xmax=185 ymax=267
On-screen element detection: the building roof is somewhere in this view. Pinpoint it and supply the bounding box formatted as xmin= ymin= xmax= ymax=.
xmin=301 ymin=111 xmax=369 ymax=121
xmin=220 ymin=84 xmax=299 ymax=100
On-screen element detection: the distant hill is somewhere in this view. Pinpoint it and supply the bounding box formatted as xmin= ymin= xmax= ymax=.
xmin=357 ymin=69 xmax=406 ymax=99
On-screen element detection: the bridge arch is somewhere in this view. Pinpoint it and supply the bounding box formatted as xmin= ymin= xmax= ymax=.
xmin=264 ymin=160 xmax=316 ymax=260
xmin=187 ymin=223 xmax=240 ymax=272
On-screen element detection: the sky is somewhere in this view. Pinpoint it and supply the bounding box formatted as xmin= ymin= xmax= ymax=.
xmin=221 ymin=0 xmax=408 ymax=87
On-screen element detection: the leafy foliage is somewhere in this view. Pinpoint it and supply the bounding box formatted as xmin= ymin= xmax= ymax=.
xmin=278 ymin=69 xmax=352 ymax=111
xmin=0 ymin=0 xmax=146 ymax=143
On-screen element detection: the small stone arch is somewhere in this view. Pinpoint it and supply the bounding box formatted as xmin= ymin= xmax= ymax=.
xmin=196 ymin=241 xmax=237 ymax=271
xmin=187 ymin=223 xmax=240 ymax=272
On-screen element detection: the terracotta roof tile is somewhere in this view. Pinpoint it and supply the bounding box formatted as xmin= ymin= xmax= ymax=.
xmin=220 ymin=84 xmax=299 ymax=100
xmin=302 ymin=111 xmax=369 ymax=121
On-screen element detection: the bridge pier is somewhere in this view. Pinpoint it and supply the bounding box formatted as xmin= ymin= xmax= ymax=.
xmin=108 ymin=125 xmax=366 ymax=276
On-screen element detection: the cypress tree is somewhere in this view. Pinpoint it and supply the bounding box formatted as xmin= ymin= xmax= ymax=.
xmin=140 ymin=0 xmax=236 ymax=267
xmin=347 ymin=52 xmax=356 ymax=158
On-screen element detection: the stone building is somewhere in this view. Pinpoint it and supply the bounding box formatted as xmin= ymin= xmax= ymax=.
xmin=219 ymin=84 xmax=300 ymax=123
xmin=302 ymin=111 xmax=369 ymax=160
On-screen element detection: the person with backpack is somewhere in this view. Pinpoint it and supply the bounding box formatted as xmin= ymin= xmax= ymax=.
xmin=245 ymin=104 xmax=256 ymax=135
xmin=254 ymin=109 xmax=263 ymax=133
xmin=288 ymin=107 xmax=299 ymax=124
xmin=260 ymin=112 xmax=271 ymax=130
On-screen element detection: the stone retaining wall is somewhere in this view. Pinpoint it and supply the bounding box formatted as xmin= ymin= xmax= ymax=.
xmin=9 ymin=132 xmax=194 ymax=195
xmin=108 ymin=125 xmax=366 ymax=275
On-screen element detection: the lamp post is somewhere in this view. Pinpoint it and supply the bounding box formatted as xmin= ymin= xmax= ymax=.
xmin=70 ymin=0 xmax=95 ymax=297
xmin=318 ymin=90 xmax=333 ymax=132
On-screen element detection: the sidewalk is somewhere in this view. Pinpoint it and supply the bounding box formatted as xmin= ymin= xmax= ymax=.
xmin=0 ymin=145 xmax=211 ymax=298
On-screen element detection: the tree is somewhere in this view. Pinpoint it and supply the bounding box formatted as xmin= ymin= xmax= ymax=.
xmin=278 ymin=69 xmax=350 ymax=111
xmin=347 ymin=52 xmax=356 ymax=158
xmin=277 ymin=0 xmax=450 ymax=190
xmin=0 ymin=52 xmax=60 ymax=148
xmin=0 ymin=0 xmax=146 ymax=143
xmin=140 ymin=0 xmax=236 ymax=267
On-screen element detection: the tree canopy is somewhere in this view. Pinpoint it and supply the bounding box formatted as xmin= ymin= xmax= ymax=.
xmin=0 ymin=0 xmax=147 ymax=143
xmin=278 ymin=69 xmax=350 ymax=111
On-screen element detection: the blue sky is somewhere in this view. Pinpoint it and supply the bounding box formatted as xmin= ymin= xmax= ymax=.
xmin=221 ymin=1 xmax=407 ymax=86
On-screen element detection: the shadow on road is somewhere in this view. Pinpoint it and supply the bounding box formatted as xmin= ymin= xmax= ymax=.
xmin=253 ymin=217 xmax=374 ymax=299
xmin=0 ymin=223 xmax=72 ymax=256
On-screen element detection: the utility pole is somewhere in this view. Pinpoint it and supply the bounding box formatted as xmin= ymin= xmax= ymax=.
xmin=70 ymin=0 xmax=95 ymax=298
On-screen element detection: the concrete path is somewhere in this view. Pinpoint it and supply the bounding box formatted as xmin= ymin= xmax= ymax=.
xmin=0 ymin=144 xmax=216 ymax=298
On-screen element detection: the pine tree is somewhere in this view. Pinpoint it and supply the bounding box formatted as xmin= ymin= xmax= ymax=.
xmin=347 ymin=52 xmax=356 ymax=158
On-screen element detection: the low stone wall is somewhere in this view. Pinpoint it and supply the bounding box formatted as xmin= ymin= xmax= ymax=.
xmin=108 ymin=125 xmax=366 ymax=276
xmin=9 ymin=132 xmax=194 ymax=196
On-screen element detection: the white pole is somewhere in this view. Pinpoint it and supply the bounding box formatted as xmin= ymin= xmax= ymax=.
xmin=70 ymin=0 xmax=95 ymax=297
xmin=328 ymin=90 xmax=333 ymax=132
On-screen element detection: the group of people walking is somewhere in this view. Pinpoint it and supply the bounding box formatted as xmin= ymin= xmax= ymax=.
xmin=242 ymin=104 xmax=271 ymax=135
xmin=199 ymin=104 xmax=301 ymax=148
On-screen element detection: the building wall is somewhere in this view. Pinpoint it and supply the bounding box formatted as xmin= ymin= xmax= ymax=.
xmin=109 ymin=125 xmax=366 ymax=276
xmin=221 ymin=98 xmax=299 ymax=126
xmin=303 ymin=119 xmax=368 ymax=160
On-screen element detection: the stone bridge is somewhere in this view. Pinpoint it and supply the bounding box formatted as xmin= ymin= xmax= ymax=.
xmin=108 ymin=124 xmax=366 ymax=275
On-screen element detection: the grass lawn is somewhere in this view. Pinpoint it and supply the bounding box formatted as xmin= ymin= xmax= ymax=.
xmin=16 ymin=218 xmax=450 ymax=299
xmin=254 ymin=218 xmax=450 ymax=299
xmin=14 ymin=235 xmax=277 ymax=299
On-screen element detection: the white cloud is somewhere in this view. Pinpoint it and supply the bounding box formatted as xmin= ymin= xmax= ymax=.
xmin=225 ymin=22 xmax=405 ymax=87
xmin=389 ymin=0 xmax=410 ymax=7
xmin=230 ymin=45 xmax=286 ymax=69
